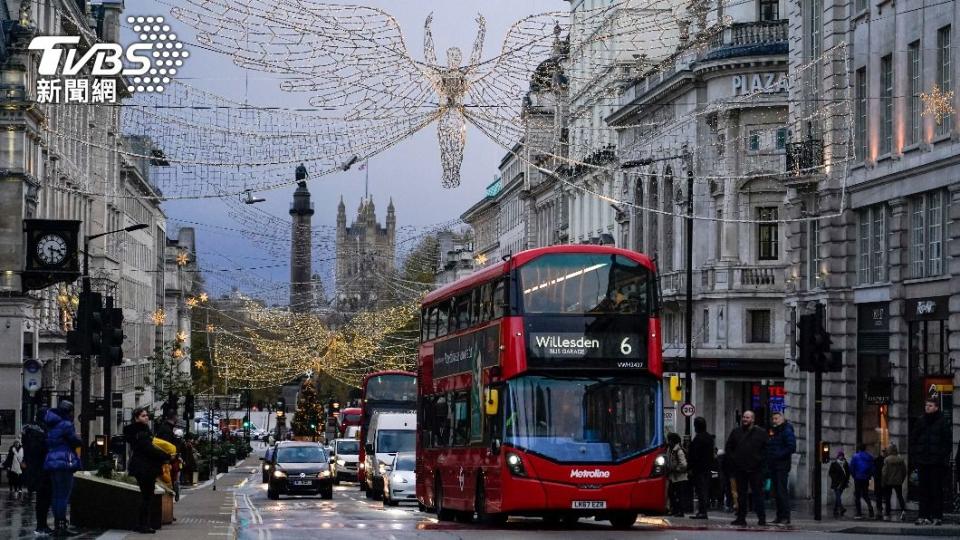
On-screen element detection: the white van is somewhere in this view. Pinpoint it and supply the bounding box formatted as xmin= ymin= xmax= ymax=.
xmin=363 ymin=412 xmax=416 ymax=500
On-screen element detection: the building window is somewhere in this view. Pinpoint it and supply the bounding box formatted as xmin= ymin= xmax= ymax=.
xmin=748 ymin=130 xmax=761 ymax=151
xmin=702 ymin=308 xmax=710 ymax=344
xmin=756 ymin=207 xmax=779 ymax=260
xmin=858 ymin=205 xmax=888 ymax=284
xmin=908 ymin=41 xmax=922 ymax=146
xmin=880 ymin=54 xmax=893 ymax=155
xmin=910 ymin=190 xmax=946 ymax=278
xmin=855 ymin=68 xmax=867 ymax=161
xmin=937 ymin=26 xmax=953 ymax=135
xmin=776 ymin=127 xmax=787 ymax=149
xmin=806 ymin=215 xmax=821 ymax=289
xmin=855 ymin=0 xmax=867 ymax=12
xmin=747 ymin=310 xmax=772 ymax=343
xmin=759 ymin=0 xmax=779 ymax=21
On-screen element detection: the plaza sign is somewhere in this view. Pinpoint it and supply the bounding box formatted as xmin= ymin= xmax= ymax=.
xmin=732 ymin=72 xmax=788 ymax=95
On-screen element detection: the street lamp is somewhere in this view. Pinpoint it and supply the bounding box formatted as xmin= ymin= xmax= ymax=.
xmin=80 ymin=223 xmax=147 ymax=465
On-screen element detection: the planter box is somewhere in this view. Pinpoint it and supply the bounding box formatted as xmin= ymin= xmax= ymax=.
xmin=71 ymin=472 xmax=169 ymax=531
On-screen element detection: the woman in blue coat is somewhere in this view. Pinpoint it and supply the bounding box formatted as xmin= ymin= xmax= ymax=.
xmin=43 ymin=400 xmax=82 ymax=537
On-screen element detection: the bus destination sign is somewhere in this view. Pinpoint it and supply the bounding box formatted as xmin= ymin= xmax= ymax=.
xmin=528 ymin=332 xmax=644 ymax=369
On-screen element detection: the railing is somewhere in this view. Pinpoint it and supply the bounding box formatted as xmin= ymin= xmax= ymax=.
xmin=711 ymin=20 xmax=788 ymax=48
xmin=785 ymin=139 xmax=825 ymax=176
xmin=736 ymin=266 xmax=779 ymax=287
xmin=659 ymin=264 xmax=786 ymax=298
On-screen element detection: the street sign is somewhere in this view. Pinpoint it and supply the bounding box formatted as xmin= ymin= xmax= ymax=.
xmin=680 ymin=402 xmax=696 ymax=417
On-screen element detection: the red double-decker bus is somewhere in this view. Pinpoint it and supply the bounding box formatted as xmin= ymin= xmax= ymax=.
xmin=357 ymin=370 xmax=416 ymax=491
xmin=416 ymin=245 xmax=665 ymax=528
xmin=338 ymin=407 xmax=362 ymax=436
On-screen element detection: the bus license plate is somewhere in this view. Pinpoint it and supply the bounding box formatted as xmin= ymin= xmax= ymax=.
xmin=572 ymin=500 xmax=606 ymax=509
xmin=291 ymin=480 xmax=312 ymax=486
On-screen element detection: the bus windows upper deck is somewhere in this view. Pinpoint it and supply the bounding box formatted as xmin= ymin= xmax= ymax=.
xmin=520 ymin=253 xmax=652 ymax=315
xmin=365 ymin=375 xmax=416 ymax=402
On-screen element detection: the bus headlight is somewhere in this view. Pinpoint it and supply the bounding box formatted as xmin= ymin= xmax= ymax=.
xmin=506 ymin=452 xmax=526 ymax=477
xmin=650 ymin=454 xmax=666 ymax=478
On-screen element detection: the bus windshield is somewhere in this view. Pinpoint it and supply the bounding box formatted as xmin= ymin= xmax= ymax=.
xmin=503 ymin=375 xmax=658 ymax=463
xmin=365 ymin=375 xmax=417 ymax=402
xmin=376 ymin=430 xmax=416 ymax=454
xmin=519 ymin=253 xmax=654 ymax=315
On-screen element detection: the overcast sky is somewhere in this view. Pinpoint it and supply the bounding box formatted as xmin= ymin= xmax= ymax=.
xmin=127 ymin=0 xmax=563 ymax=301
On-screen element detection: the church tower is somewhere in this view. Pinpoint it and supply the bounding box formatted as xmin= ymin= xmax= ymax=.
xmin=289 ymin=164 xmax=314 ymax=312
xmin=335 ymin=195 xmax=397 ymax=314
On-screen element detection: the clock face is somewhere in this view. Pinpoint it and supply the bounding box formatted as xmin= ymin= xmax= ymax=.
xmin=36 ymin=233 xmax=68 ymax=266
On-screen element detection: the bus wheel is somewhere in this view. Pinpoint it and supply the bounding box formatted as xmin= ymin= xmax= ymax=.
xmin=609 ymin=512 xmax=638 ymax=529
xmin=435 ymin=476 xmax=455 ymax=521
xmin=475 ymin=477 xmax=507 ymax=526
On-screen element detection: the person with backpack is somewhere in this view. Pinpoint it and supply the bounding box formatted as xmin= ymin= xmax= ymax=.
xmin=688 ymin=417 xmax=715 ymax=519
xmin=22 ymin=419 xmax=53 ymax=536
xmin=828 ymin=450 xmax=851 ymax=517
xmin=666 ymin=432 xmax=689 ymax=517
xmin=881 ymin=443 xmax=907 ymax=521
xmin=849 ymin=444 xmax=875 ymax=519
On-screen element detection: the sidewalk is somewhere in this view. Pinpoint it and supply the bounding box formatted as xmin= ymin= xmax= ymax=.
xmin=667 ymin=505 xmax=960 ymax=536
xmin=97 ymin=454 xmax=260 ymax=540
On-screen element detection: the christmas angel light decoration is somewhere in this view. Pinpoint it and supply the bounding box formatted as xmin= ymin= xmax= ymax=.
xmin=169 ymin=0 xmax=593 ymax=188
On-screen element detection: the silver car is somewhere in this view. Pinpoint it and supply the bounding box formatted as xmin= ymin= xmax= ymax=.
xmin=382 ymin=452 xmax=416 ymax=506
xmin=330 ymin=438 xmax=360 ymax=484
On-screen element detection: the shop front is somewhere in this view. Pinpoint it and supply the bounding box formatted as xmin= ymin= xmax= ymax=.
xmin=856 ymin=302 xmax=891 ymax=454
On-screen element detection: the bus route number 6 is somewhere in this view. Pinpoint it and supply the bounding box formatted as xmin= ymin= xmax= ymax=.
xmin=620 ymin=337 xmax=632 ymax=355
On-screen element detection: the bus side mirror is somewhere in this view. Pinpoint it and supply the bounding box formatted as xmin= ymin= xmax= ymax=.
xmin=484 ymin=388 xmax=499 ymax=416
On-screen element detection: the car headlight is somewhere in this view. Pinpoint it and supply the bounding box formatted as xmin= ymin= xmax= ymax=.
xmin=336 ymin=459 xmax=345 ymax=467
xmin=264 ymin=464 xmax=271 ymax=470
xmin=273 ymin=469 xmax=286 ymax=478
xmin=506 ymin=452 xmax=526 ymax=477
xmin=318 ymin=470 xmax=331 ymax=478
xmin=359 ymin=462 xmax=365 ymax=470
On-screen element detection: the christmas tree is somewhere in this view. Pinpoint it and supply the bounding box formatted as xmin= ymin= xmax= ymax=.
xmin=291 ymin=378 xmax=324 ymax=438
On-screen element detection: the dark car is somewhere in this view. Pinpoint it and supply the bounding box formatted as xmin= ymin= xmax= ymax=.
xmin=260 ymin=445 xmax=277 ymax=484
xmin=267 ymin=442 xmax=333 ymax=500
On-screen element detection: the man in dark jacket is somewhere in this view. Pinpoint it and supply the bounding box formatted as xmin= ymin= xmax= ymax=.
xmin=725 ymin=410 xmax=767 ymax=526
xmin=910 ymin=398 xmax=952 ymax=525
xmin=766 ymin=412 xmax=796 ymax=525
xmin=688 ymin=416 xmax=715 ymax=519
xmin=21 ymin=419 xmax=53 ymax=536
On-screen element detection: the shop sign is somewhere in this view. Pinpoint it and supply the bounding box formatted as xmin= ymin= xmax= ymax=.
xmin=732 ymin=72 xmax=788 ymax=95
xmin=857 ymin=303 xmax=889 ymax=331
xmin=905 ymin=297 xmax=949 ymax=321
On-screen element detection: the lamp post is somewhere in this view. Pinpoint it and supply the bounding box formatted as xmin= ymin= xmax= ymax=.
xmin=80 ymin=223 xmax=148 ymax=466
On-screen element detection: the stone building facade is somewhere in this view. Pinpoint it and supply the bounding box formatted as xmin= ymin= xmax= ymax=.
xmin=335 ymin=197 xmax=396 ymax=313
xmin=608 ymin=2 xmax=789 ymax=440
xmin=784 ymin=0 xmax=960 ymax=502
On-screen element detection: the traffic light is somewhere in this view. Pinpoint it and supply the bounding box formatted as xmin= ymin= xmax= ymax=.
xmin=184 ymin=394 xmax=195 ymax=420
xmin=98 ymin=297 xmax=124 ymax=367
xmin=242 ymin=416 xmax=250 ymax=429
xmin=797 ymin=306 xmax=842 ymax=372
xmin=277 ymin=397 xmax=287 ymax=413
xmin=66 ymin=291 xmax=103 ymax=356
xmin=796 ymin=313 xmax=816 ymax=372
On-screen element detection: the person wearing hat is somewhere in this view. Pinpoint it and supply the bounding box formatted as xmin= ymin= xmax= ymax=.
xmin=828 ymin=450 xmax=851 ymax=518
xmin=43 ymin=400 xmax=82 ymax=537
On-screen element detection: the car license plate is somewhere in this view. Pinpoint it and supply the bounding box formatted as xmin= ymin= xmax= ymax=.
xmin=571 ymin=500 xmax=606 ymax=509
xmin=291 ymin=480 xmax=312 ymax=486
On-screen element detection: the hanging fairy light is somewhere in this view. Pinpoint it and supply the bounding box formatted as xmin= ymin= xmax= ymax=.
xmin=151 ymin=308 xmax=166 ymax=326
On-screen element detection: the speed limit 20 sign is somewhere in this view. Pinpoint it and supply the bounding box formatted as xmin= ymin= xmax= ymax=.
xmin=680 ymin=403 xmax=696 ymax=417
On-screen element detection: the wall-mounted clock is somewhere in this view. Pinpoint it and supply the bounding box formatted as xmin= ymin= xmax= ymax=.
xmin=36 ymin=233 xmax=68 ymax=266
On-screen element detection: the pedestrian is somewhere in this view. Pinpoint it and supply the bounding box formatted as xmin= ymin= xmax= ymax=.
xmin=766 ymin=412 xmax=796 ymax=525
xmin=724 ymin=410 xmax=768 ymax=526
xmin=849 ymin=444 xmax=874 ymax=519
xmin=909 ymin=397 xmax=952 ymax=526
xmin=154 ymin=410 xmax=184 ymax=501
xmin=828 ymin=450 xmax=850 ymax=517
xmin=688 ymin=417 xmax=715 ymax=519
xmin=22 ymin=418 xmax=53 ymax=536
xmin=666 ymin=432 xmax=689 ymax=517
xmin=124 ymin=407 xmax=172 ymax=534
xmin=881 ymin=443 xmax=906 ymax=521
xmin=717 ymin=449 xmax=736 ymax=513
xmin=5 ymin=439 xmax=24 ymax=500
xmin=43 ymin=400 xmax=81 ymax=537
xmin=872 ymin=446 xmax=886 ymax=520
